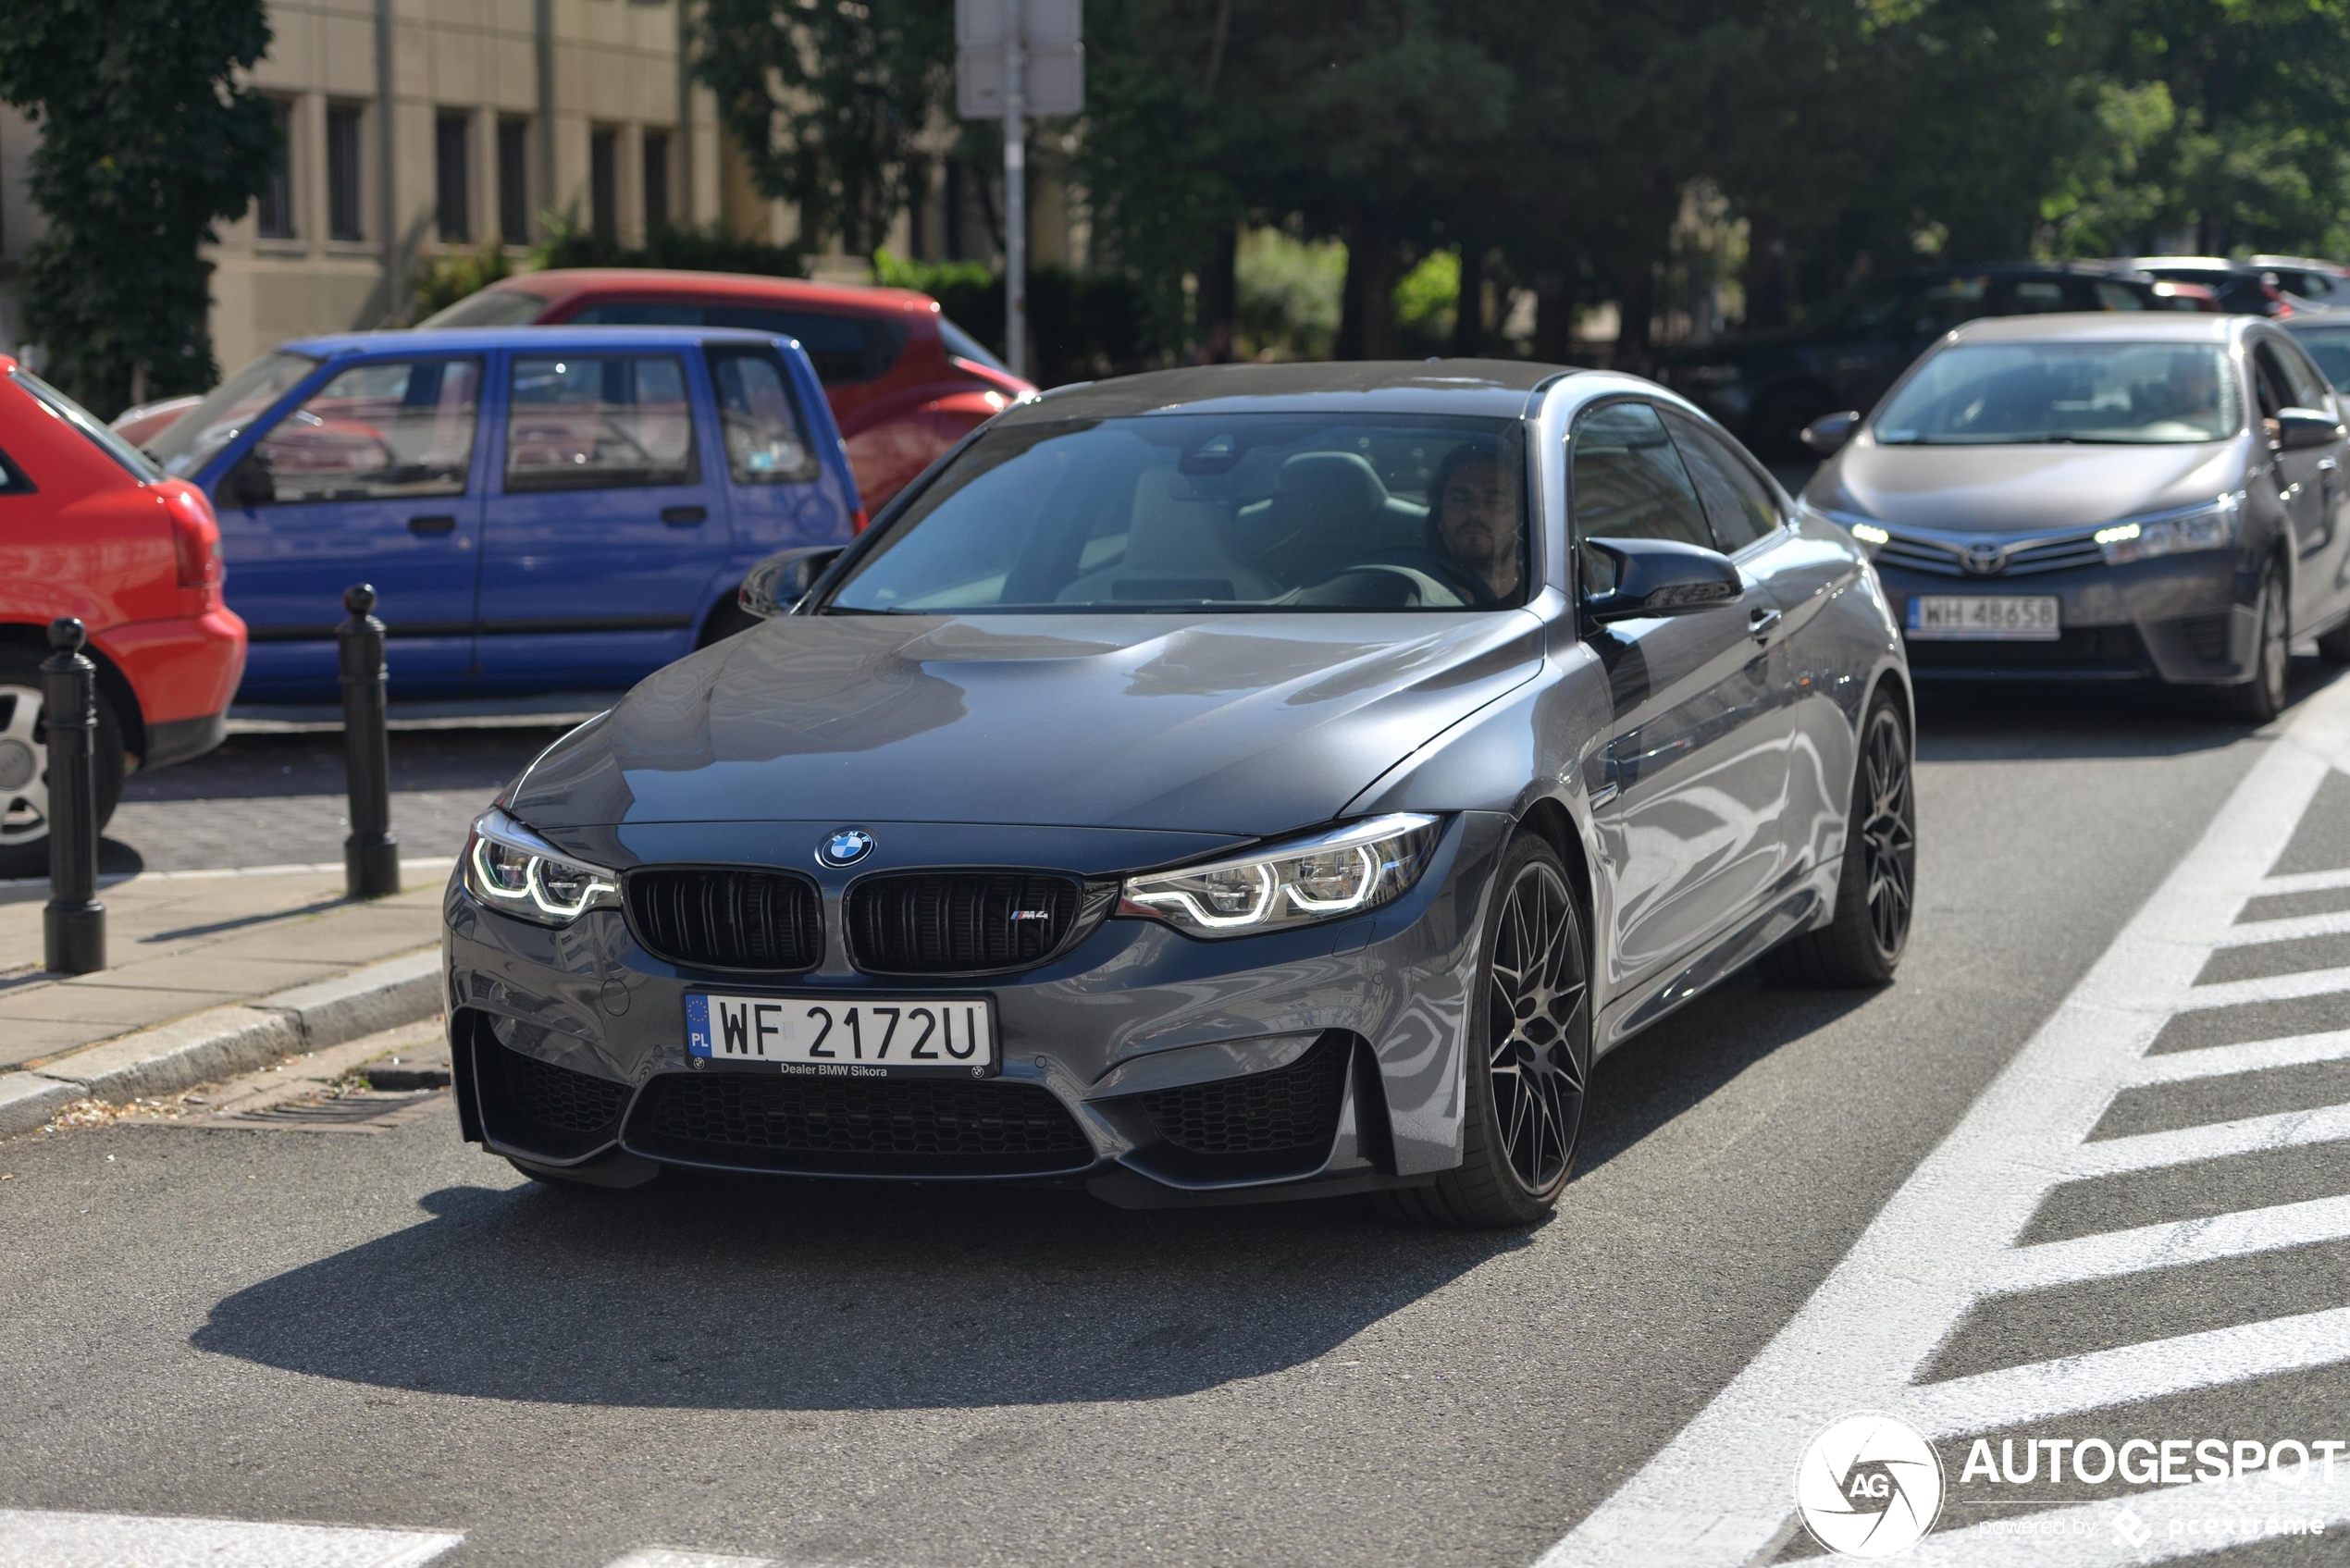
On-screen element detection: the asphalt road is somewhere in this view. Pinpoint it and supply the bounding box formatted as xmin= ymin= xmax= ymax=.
xmin=2 ymin=668 xmax=2344 ymax=1567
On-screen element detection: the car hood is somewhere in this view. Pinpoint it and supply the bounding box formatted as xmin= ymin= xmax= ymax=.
xmin=1812 ymin=438 xmax=2247 ymax=534
xmin=508 ymin=611 xmax=1544 ymax=836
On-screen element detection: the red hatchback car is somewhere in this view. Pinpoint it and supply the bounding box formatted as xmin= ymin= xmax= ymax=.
xmin=0 ymin=358 xmax=246 ymax=876
xmin=417 ymin=269 xmax=1033 ymax=512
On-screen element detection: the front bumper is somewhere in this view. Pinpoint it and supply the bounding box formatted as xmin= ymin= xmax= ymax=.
xmin=1878 ymin=553 xmax=2257 ymax=685
xmin=442 ymin=812 xmax=1509 ymax=1205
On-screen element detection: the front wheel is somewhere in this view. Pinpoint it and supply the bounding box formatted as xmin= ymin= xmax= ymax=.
xmin=1382 ymin=834 xmax=1589 ymax=1228
xmin=2219 ymin=562 xmax=2289 ymax=723
xmin=1761 ymin=690 xmax=1915 ymax=987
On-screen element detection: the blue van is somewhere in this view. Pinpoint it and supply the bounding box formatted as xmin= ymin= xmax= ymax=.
xmin=143 ymin=327 xmax=862 ymax=702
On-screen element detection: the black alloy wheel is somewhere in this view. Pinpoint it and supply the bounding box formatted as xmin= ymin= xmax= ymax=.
xmin=1383 ymin=834 xmax=1589 ymax=1228
xmin=1762 ymin=691 xmax=1915 ymax=987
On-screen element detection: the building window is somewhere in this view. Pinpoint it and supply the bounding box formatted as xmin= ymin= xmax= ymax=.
xmin=255 ymin=99 xmax=296 ymax=240
xmin=642 ymin=129 xmax=671 ymax=233
xmin=589 ymin=128 xmax=618 ymax=240
xmin=497 ymin=117 xmax=530 ymax=242
xmin=435 ymin=112 xmax=472 ymax=243
xmin=327 ymin=104 xmax=365 ymax=241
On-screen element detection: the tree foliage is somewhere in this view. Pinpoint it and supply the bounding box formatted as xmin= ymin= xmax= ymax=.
xmin=0 ymin=0 xmax=276 ymax=414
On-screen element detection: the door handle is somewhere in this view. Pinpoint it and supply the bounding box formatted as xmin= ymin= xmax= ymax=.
xmin=408 ymin=514 xmax=458 ymax=536
xmin=1748 ymin=606 xmax=1783 ymax=640
xmin=662 ymin=505 xmax=709 ymax=526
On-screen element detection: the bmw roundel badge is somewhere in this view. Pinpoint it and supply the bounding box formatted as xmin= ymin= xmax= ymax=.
xmin=818 ymin=827 xmax=875 ymax=868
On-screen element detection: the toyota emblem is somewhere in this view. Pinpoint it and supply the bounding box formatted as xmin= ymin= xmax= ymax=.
xmin=1961 ymin=541 xmax=2006 ymax=576
xmin=817 ymin=827 xmax=875 ymax=867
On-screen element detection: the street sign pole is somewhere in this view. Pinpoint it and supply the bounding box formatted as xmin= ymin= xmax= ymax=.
xmin=1003 ymin=12 xmax=1027 ymax=382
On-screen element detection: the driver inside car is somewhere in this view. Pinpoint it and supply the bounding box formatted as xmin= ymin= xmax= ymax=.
xmin=1428 ymin=444 xmax=1522 ymax=602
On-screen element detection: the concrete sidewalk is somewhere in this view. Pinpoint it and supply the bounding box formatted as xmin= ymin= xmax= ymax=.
xmin=0 ymin=859 xmax=451 ymax=1070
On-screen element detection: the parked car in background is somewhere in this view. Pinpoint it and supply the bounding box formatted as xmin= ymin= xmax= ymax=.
xmin=143 ymin=327 xmax=860 ymax=704
xmin=2282 ymin=313 xmax=2350 ymax=397
xmin=110 ymin=392 xmax=204 ymax=452
xmin=445 ymin=360 xmax=1914 ymax=1220
xmin=1800 ymin=312 xmax=2350 ymax=720
xmin=2126 ymin=257 xmax=2305 ymax=316
xmin=418 ymin=270 xmax=1033 ymax=512
xmin=1657 ymin=262 xmax=2191 ymax=463
xmin=0 ymin=357 xmax=246 ymax=876
xmin=2253 ymin=255 xmax=2350 ymax=310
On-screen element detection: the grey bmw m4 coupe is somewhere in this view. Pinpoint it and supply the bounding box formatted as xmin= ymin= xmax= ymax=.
xmin=444 ymin=361 xmax=1915 ymax=1226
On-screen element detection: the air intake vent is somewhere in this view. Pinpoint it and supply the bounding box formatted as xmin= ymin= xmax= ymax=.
xmin=628 ymin=1073 xmax=1093 ymax=1175
xmin=1132 ymin=1035 xmax=1351 ymax=1156
xmin=847 ymin=872 xmax=1099 ymax=975
xmin=496 ymin=1043 xmax=629 ymax=1136
xmin=625 ymin=868 xmax=822 ymax=972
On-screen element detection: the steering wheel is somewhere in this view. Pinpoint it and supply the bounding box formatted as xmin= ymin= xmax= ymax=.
xmin=1292 ymin=555 xmax=1484 ymax=609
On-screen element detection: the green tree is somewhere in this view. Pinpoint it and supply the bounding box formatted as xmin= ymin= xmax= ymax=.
xmin=695 ymin=0 xmax=954 ymax=255
xmin=0 ymin=0 xmax=277 ymax=415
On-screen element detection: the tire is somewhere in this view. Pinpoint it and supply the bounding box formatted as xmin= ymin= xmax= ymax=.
xmin=1380 ymin=833 xmax=1590 ymax=1228
xmin=2219 ymin=562 xmax=2289 ymax=722
xmin=1761 ymin=690 xmax=1915 ymax=988
xmin=0 ymin=649 xmax=127 ymax=882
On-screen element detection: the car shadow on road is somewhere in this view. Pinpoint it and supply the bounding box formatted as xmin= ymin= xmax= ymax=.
xmin=1913 ymin=658 xmax=2344 ymax=762
xmin=191 ymin=1172 xmax=1531 ymax=1411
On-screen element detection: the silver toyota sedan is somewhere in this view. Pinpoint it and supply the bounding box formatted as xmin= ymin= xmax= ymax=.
xmin=1800 ymin=313 xmax=2350 ymax=719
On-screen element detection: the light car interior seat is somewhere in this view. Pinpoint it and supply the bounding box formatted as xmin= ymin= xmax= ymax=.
xmin=1057 ymin=466 xmax=1281 ymax=604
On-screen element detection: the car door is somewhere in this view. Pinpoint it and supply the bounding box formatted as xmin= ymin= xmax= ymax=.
xmin=704 ymin=339 xmax=858 ymax=580
xmin=2248 ymin=334 xmax=2343 ymax=630
xmin=474 ymin=346 xmax=730 ymax=688
xmin=211 ymin=354 xmax=486 ymax=698
xmin=1573 ymin=399 xmax=1792 ymax=994
xmin=2261 ymin=330 xmax=2350 ymax=623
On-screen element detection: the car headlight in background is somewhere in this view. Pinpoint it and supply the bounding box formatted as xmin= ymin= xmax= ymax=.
xmin=1819 ymin=509 xmax=1889 ymax=557
xmin=463 ymin=808 xmax=620 ymax=925
xmin=1120 ymin=813 xmax=1441 ymax=938
xmin=2096 ymin=492 xmax=2243 ymax=564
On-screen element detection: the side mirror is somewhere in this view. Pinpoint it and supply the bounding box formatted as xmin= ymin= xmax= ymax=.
xmin=2276 ymin=407 xmax=2344 ymax=451
xmin=738 ymin=545 xmax=846 ymax=618
xmin=1582 ymin=537 xmax=1743 ymax=623
xmin=1799 ymin=411 xmax=1861 ymax=456
xmin=223 ymin=454 xmax=275 ymax=508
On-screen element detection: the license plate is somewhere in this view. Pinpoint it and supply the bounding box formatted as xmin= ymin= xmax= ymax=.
xmin=1906 ymin=595 xmax=2061 ymax=641
xmin=685 ymin=994 xmax=996 ymax=1079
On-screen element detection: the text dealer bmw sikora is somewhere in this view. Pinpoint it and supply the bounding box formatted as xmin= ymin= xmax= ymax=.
xmin=443 ymin=359 xmax=1914 ymax=1225
xmin=1800 ymin=312 xmax=2350 ymax=722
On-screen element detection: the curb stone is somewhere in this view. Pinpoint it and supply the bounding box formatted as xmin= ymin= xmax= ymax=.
xmin=0 ymin=945 xmax=442 ymax=1138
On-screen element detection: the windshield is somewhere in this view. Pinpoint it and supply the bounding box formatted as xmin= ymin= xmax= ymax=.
xmin=144 ymin=351 xmax=320 ymax=475
xmin=824 ymin=414 xmax=1529 ymax=614
xmin=2289 ymin=326 xmax=2350 ymax=391
xmin=1874 ymin=342 xmax=2239 ymax=446
xmin=416 ymin=287 xmax=550 ymax=328
xmin=11 ymin=369 xmax=162 ymax=481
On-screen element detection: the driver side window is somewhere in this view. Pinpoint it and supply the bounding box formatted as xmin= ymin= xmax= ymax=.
xmin=251 ymin=358 xmax=481 ymax=504
xmin=1571 ymin=401 xmax=1712 ymax=593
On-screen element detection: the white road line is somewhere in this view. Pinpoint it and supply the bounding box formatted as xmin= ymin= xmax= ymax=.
xmin=2118 ymin=1028 xmax=2350 ymax=1085
xmin=2063 ymin=1103 xmax=2350 ymax=1178
xmin=1906 ymin=1306 xmax=2350 ymax=1436
xmin=1901 ymin=1465 xmax=2350 ymax=1567
xmin=602 ymin=1552 xmax=784 ymax=1568
xmin=2180 ymin=964 xmax=2350 ymax=1006
xmin=1993 ymin=1191 xmax=2350 ymax=1292
xmin=2208 ymin=907 xmax=2350 ymax=944
xmin=1535 ymin=677 xmax=2350 ymax=1568
xmin=2249 ymin=866 xmax=2350 ymax=896
xmin=0 ymin=1509 xmax=461 ymax=1568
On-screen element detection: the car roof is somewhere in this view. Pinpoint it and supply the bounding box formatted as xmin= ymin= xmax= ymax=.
xmin=996 ymin=359 xmax=1577 ymax=425
xmin=1945 ymin=312 xmax=2250 ymax=346
xmin=2252 ymin=255 xmax=2348 ymax=273
xmin=2128 ymin=256 xmax=2273 ymax=274
xmin=275 ymin=326 xmax=813 ymax=356
xmin=489 ymin=268 xmax=940 ymax=317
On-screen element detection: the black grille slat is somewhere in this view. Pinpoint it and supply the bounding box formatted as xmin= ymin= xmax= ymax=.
xmin=1132 ymin=1038 xmax=1351 ymax=1155
xmin=497 ymin=1046 xmax=628 ymax=1135
xmin=629 ymin=1074 xmax=1093 ymax=1175
xmin=848 ymin=872 xmax=1089 ymax=974
xmin=2176 ymin=611 xmax=2234 ymax=662
xmin=625 ymin=868 xmax=822 ymax=971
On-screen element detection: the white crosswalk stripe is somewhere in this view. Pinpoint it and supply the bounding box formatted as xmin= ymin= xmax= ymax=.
xmin=0 ymin=1509 xmax=461 ymax=1568
xmin=1537 ymin=677 xmax=2350 ymax=1566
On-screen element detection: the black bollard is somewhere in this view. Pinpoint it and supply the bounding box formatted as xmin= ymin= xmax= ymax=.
xmin=42 ymin=617 xmax=105 ymax=973
xmin=339 ymin=584 xmax=401 ymax=899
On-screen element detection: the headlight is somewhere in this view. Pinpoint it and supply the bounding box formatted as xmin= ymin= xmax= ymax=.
xmin=1818 ymin=509 xmax=1889 ymax=556
xmin=2096 ymin=492 xmax=2243 ymax=564
xmin=1119 ymin=813 xmax=1441 ymax=939
xmin=463 ymin=808 xmax=620 ymax=926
